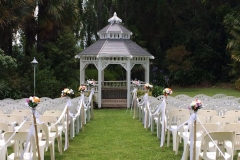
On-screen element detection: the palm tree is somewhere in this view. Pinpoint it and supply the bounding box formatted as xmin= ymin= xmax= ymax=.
xmin=0 ymin=0 xmax=35 ymax=55
xmin=224 ymin=10 xmax=240 ymax=78
xmin=37 ymin=0 xmax=78 ymax=56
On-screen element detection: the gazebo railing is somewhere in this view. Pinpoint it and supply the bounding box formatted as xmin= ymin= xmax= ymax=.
xmin=84 ymin=81 xmax=146 ymax=91
xmin=103 ymin=81 xmax=127 ymax=88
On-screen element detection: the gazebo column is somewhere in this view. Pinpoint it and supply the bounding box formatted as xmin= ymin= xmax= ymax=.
xmin=145 ymin=58 xmax=150 ymax=83
xmin=101 ymin=69 xmax=104 ymax=87
xmin=98 ymin=57 xmax=102 ymax=108
xmin=80 ymin=59 xmax=85 ymax=84
xmin=127 ymin=58 xmax=131 ymax=108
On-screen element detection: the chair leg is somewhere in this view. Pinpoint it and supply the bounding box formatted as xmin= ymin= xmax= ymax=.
xmin=58 ymin=136 xmax=63 ymax=155
xmin=167 ymin=130 xmax=170 ymax=147
xmin=50 ymin=143 xmax=55 ymax=160
xmin=151 ymin=116 xmax=154 ymax=134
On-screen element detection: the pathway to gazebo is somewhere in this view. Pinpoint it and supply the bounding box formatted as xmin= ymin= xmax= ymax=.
xmin=48 ymin=109 xmax=182 ymax=160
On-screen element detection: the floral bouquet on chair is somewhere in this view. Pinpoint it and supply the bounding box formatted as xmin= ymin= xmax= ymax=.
xmin=144 ymin=83 xmax=153 ymax=91
xmin=61 ymin=88 xmax=74 ymax=98
xmin=87 ymin=79 xmax=96 ymax=86
xmin=78 ymin=85 xmax=86 ymax=93
xmin=163 ymin=88 xmax=173 ymax=96
xmin=132 ymin=79 xmax=141 ymax=87
xmin=189 ymin=99 xmax=203 ymax=112
xmin=26 ymin=96 xmax=40 ymax=108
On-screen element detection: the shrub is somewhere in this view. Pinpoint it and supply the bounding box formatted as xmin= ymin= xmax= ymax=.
xmin=152 ymin=86 xmax=164 ymax=97
xmin=235 ymin=78 xmax=240 ymax=90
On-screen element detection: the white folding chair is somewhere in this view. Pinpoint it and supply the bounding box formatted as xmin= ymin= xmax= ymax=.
xmin=166 ymin=109 xmax=190 ymax=151
xmin=199 ymin=132 xmax=235 ymax=160
xmin=4 ymin=131 xmax=37 ymax=160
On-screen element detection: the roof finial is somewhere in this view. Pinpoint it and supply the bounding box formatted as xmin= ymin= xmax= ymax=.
xmin=108 ymin=12 xmax=122 ymax=24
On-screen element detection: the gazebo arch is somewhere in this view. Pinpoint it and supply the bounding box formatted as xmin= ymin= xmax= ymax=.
xmin=75 ymin=12 xmax=154 ymax=108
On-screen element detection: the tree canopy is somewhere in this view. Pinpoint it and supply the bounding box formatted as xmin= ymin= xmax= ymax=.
xmin=0 ymin=0 xmax=240 ymax=99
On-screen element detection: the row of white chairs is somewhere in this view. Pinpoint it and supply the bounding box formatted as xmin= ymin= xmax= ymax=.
xmin=0 ymin=92 xmax=95 ymax=160
xmin=132 ymin=92 xmax=240 ymax=160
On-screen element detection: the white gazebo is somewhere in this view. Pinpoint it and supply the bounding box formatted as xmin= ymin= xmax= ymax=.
xmin=75 ymin=12 xmax=154 ymax=108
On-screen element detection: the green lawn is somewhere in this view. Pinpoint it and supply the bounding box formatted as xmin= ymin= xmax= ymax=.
xmin=43 ymin=109 xmax=182 ymax=160
xmin=42 ymin=87 xmax=240 ymax=160
xmin=172 ymin=86 xmax=240 ymax=97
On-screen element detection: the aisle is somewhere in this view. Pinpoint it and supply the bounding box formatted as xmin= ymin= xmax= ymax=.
xmin=48 ymin=109 xmax=182 ymax=160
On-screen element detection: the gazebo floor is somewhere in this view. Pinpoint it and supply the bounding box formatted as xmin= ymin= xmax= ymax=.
xmin=101 ymin=99 xmax=127 ymax=108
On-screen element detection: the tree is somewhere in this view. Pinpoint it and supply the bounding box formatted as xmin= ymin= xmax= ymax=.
xmin=0 ymin=0 xmax=35 ymax=55
xmin=224 ymin=8 xmax=240 ymax=81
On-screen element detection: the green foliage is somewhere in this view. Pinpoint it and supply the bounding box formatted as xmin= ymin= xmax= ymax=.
xmin=224 ymin=7 xmax=240 ymax=81
xmin=0 ymin=53 xmax=17 ymax=74
xmin=150 ymin=67 xmax=170 ymax=88
xmin=35 ymin=68 xmax=62 ymax=98
xmin=85 ymin=68 xmax=98 ymax=80
xmin=166 ymin=45 xmax=191 ymax=73
xmin=235 ymin=78 xmax=240 ymax=90
xmin=174 ymin=68 xmax=215 ymax=86
xmin=1 ymin=0 xmax=240 ymax=99
xmin=152 ymin=86 xmax=164 ymax=97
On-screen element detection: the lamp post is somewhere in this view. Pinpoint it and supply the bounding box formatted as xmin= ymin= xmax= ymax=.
xmin=31 ymin=57 xmax=38 ymax=96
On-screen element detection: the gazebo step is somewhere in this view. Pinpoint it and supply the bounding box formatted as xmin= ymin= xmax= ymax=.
xmin=101 ymin=99 xmax=127 ymax=108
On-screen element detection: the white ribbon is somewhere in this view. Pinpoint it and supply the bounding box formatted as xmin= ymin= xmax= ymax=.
xmin=20 ymin=123 xmax=34 ymax=160
xmin=64 ymin=96 xmax=74 ymax=151
xmin=160 ymin=98 xmax=166 ymax=147
xmin=167 ymin=113 xmax=196 ymax=160
xmin=197 ymin=117 xmax=227 ymax=160
xmin=20 ymin=109 xmax=42 ymax=160
xmin=85 ymin=88 xmax=95 ymax=109
xmin=147 ymin=99 xmax=166 ymax=146
xmin=143 ymin=93 xmax=149 ymax=128
xmin=131 ymin=88 xmax=138 ymax=113
xmin=78 ymin=89 xmax=94 ymax=112
xmin=0 ymin=116 xmax=30 ymax=151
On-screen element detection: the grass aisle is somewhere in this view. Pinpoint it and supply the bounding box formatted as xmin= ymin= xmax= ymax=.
xmin=51 ymin=109 xmax=183 ymax=160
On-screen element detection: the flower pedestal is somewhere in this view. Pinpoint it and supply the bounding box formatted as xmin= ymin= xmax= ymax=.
xmin=194 ymin=117 xmax=196 ymax=160
xmin=144 ymin=89 xmax=149 ymax=130
xmin=32 ymin=108 xmax=41 ymax=160
xmin=188 ymin=99 xmax=202 ymax=160
xmin=132 ymin=87 xmax=138 ymax=119
xmin=89 ymin=87 xmax=95 ymax=121
xmin=193 ymin=111 xmax=197 ymax=160
xmin=66 ymin=103 xmax=69 ymax=147
xmin=81 ymin=93 xmax=85 ymax=132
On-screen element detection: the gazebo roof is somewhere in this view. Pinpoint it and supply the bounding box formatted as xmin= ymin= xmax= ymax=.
xmin=97 ymin=23 xmax=132 ymax=35
xmin=75 ymin=39 xmax=154 ymax=58
xmin=75 ymin=12 xmax=154 ymax=59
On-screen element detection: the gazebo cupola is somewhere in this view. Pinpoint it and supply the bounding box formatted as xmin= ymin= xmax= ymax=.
xmin=75 ymin=12 xmax=154 ymax=108
xmin=97 ymin=12 xmax=132 ymax=40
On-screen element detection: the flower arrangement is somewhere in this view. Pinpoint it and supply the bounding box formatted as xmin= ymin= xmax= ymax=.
xmin=132 ymin=79 xmax=141 ymax=87
xmin=26 ymin=96 xmax=40 ymax=108
xmin=61 ymin=88 xmax=74 ymax=98
xmin=144 ymin=83 xmax=153 ymax=91
xmin=163 ymin=88 xmax=173 ymax=96
xmin=78 ymin=85 xmax=86 ymax=92
xmin=189 ymin=99 xmax=203 ymax=112
xmin=87 ymin=79 xmax=96 ymax=86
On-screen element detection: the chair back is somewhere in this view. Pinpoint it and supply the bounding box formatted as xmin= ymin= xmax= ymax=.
xmin=4 ymin=131 xmax=36 ymax=159
xmin=11 ymin=109 xmax=32 ymax=121
xmin=225 ymin=110 xmax=240 ymax=123
xmin=167 ymin=109 xmax=190 ymax=127
xmin=18 ymin=121 xmax=33 ymax=132
xmin=201 ymin=132 xmax=235 ymax=160
xmin=211 ymin=115 xmax=235 ymax=131
xmin=224 ymin=123 xmax=240 ymax=151
xmin=39 ymin=115 xmax=59 ymax=135
xmin=198 ymin=110 xmax=218 ymax=123
xmin=37 ymin=122 xmax=50 ymax=146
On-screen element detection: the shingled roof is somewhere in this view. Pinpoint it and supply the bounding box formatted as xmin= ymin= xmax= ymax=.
xmin=75 ymin=12 xmax=154 ymax=59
